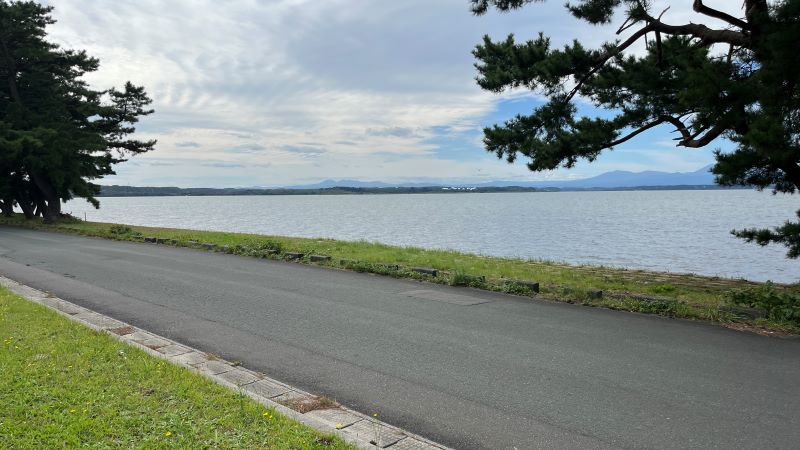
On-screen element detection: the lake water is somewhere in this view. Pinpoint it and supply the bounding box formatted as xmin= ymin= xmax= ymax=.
xmin=66 ymin=190 xmax=799 ymax=283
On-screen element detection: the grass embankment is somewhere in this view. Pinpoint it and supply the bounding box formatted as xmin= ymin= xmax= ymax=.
xmin=0 ymin=286 xmax=351 ymax=449
xmin=2 ymin=214 xmax=798 ymax=334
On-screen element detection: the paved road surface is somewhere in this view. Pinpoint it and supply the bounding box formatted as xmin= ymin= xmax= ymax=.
xmin=1 ymin=228 xmax=798 ymax=449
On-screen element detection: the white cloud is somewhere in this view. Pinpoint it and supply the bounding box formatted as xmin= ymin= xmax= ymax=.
xmin=40 ymin=0 xmax=735 ymax=186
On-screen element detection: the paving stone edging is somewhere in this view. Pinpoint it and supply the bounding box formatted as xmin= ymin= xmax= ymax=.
xmin=0 ymin=276 xmax=450 ymax=450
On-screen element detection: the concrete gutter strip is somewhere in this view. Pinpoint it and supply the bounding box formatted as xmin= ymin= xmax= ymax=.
xmin=0 ymin=275 xmax=451 ymax=450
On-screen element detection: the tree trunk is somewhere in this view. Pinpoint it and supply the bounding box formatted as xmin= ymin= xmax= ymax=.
xmin=0 ymin=199 xmax=12 ymax=216
xmin=29 ymin=171 xmax=61 ymax=221
xmin=35 ymin=198 xmax=53 ymax=221
xmin=18 ymin=198 xmax=34 ymax=219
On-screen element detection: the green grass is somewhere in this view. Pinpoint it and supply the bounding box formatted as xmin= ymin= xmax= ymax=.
xmin=0 ymin=286 xmax=352 ymax=449
xmin=2 ymin=214 xmax=798 ymax=334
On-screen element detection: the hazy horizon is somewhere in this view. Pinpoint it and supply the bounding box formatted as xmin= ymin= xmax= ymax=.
xmin=97 ymin=163 xmax=716 ymax=189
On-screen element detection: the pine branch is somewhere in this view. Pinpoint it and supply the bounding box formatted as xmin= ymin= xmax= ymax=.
xmin=605 ymin=119 xmax=666 ymax=147
xmin=692 ymin=0 xmax=751 ymax=31
xmin=676 ymin=122 xmax=727 ymax=148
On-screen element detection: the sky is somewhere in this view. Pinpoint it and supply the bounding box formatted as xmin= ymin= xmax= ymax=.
xmin=41 ymin=0 xmax=740 ymax=187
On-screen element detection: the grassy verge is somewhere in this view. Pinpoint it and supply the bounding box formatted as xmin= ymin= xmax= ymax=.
xmin=2 ymin=214 xmax=798 ymax=334
xmin=0 ymin=286 xmax=352 ymax=449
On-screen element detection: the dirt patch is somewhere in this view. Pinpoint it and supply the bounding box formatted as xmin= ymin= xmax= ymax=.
xmin=277 ymin=395 xmax=338 ymax=413
xmin=314 ymin=437 xmax=335 ymax=446
xmin=109 ymin=325 xmax=135 ymax=336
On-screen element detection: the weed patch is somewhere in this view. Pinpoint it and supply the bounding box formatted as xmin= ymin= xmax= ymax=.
xmin=728 ymin=282 xmax=800 ymax=326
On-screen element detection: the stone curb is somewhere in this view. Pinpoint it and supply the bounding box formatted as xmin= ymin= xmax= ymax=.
xmin=0 ymin=275 xmax=451 ymax=450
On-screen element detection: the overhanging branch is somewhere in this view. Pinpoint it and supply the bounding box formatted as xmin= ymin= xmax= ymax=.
xmin=693 ymin=0 xmax=751 ymax=31
xmin=663 ymin=116 xmax=693 ymax=141
xmin=605 ymin=119 xmax=666 ymax=147
xmin=564 ymin=24 xmax=654 ymax=102
xmin=677 ymin=122 xmax=727 ymax=147
xmin=563 ymin=7 xmax=750 ymax=104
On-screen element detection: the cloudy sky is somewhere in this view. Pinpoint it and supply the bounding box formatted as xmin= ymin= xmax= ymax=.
xmin=42 ymin=0 xmax=739 ymax=187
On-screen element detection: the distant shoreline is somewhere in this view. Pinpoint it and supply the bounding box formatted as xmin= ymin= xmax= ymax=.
xmin=98 ymin=184 xmax=747 ymax=197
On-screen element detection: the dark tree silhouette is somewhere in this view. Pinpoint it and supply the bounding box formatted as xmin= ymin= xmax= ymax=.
xmin=472 ymin=0 xmax=800 ymax=257
xmin=0 ymin=1 xmax=155 ymax=221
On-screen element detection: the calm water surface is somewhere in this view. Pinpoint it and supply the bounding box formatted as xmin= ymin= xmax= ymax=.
xmin=67 ymin=190 xmax=799 ymax=283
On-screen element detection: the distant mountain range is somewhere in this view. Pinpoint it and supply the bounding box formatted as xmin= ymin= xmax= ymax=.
xmin=99 ymin=165 xmax=729 ymax=197
xmin=285 ymin=165 xmax=717 ymax=190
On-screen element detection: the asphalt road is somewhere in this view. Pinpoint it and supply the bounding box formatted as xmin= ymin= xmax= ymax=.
xmin=1 ymin=228 xmax=798 ymax=449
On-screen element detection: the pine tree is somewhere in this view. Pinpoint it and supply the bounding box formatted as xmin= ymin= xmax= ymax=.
xmin=0 ymin=1 xmax=155 ymax=221
xmin=472 ymin=0 xmax=800 ymax=257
